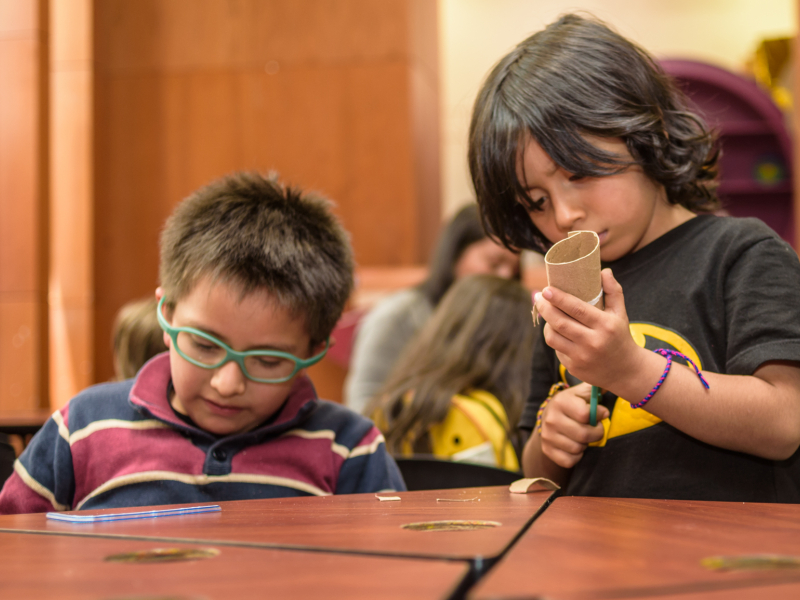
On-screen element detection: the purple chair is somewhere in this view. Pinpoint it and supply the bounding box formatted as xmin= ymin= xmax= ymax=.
xmin=661 ymin=59 xmax=794 ymax=246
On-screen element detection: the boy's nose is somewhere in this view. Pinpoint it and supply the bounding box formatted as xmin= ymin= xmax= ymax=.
xmin=210 ymin=360 xmax=247 ymax=397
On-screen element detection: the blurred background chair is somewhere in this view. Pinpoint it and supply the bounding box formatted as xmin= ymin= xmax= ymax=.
xmin=394 ymin=456 xmax=521 ymax=491
xmin=0 ymin=434 xmax=16 ymax=488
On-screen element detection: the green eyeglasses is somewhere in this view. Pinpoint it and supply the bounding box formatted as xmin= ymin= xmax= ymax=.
xmin=156 ymin=296 xmax=328 ymax=383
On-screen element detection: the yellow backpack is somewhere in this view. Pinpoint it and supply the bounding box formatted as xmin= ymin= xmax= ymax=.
xmin=427 ymin=390 xmax=519 ymax=471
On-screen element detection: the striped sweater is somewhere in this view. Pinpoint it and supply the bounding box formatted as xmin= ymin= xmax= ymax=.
xmin=0 ymin=354 xmax=405 ymax=513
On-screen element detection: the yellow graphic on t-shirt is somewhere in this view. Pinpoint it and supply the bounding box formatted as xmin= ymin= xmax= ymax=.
xmin=556 ymin=322 xmax=702 ymax=447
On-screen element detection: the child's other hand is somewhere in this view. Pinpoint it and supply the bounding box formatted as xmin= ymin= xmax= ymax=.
xmin=539 ymin=383 xmax=609 ymax=468
xmin=534 ymin=268 xmax=644 ymax=392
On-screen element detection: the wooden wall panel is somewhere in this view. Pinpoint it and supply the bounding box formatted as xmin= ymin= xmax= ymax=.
xmin=0 ymin=0 xmax=37 ymax=30
xmin=0 ymin=303 xmax=38 ymax=412
xmin=49 ymin=0 xmax=93 ymax=406
xmin=95 ymin=0 xmax=410 ymax=71
xmin=0 ymin=40 xmax=39 ymax=293
xmin=342 ymin=64 xmax=417 ymax=263
xmin=409 ymin=0 xmax=441 ymax=258
xmin=0 ymin=0 xmax=47 ymax=411
xmin=89 ymin=0 xmax=441 ymax=401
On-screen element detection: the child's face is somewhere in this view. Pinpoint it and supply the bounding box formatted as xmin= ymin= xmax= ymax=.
xmin=159 ymin=278 xmax=320 ymax=436
xmin=454 ymin=238 xmax=520 ymax=280
xmin=516 ymin=135 xmax=682 ymax=261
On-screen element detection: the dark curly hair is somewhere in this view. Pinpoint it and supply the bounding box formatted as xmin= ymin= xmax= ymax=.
xmin=468 ymin=13 xmax=720 ymax=252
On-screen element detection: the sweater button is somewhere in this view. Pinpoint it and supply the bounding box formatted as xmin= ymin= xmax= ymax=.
xmin=212 ymin=448 xmax=227 ymax=461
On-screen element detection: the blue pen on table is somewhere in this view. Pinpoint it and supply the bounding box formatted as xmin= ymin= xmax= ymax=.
xmin=46 ymin=504 xmax=221 ymax=523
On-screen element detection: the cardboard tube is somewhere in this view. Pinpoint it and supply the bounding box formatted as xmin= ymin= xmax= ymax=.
xmin=533 ymin=231 xmax=604 ymax=324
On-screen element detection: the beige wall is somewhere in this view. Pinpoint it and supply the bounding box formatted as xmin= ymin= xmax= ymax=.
xmin=439 ymin=0 xmax=797 ymax=216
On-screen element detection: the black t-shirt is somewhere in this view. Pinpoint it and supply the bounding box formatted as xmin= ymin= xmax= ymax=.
xmin=520 ymin=215 xmax=800 ymax=502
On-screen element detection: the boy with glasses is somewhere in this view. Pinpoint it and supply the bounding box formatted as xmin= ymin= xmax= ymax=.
xmin=0 ymin=172 xmax=405 ymax=513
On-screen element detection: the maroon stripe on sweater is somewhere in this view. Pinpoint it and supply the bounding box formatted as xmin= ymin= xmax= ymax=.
xmin=232 ymin=435 xmax=344 ymax=494
xmin=0 ymin=472 xmax=57 ymax=514
xmin=354 ymin=426 xmax=383 ymax=449
xmin=58 ymin=404 xmax=70 ymax=428
xmin=70 ymin=426 xmax=348 ymax=500
xmin=70 ymin=426 xmax=205 ymax=502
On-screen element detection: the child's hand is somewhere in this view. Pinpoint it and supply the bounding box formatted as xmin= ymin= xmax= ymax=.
xmin=534 ymin=268 xmax=645 ymax=393
xmin=539 ymin=383 xmax=609 ymax=468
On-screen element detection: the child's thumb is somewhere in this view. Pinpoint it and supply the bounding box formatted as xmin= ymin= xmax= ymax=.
xmin=596 ymin=404 xmax=611 ymax=422
xmin=600 ymin=268 xmax=626 ymax=316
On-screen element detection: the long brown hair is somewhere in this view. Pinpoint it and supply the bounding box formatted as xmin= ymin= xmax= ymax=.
xmin=368 ymin=275 xmax=535 ymax=454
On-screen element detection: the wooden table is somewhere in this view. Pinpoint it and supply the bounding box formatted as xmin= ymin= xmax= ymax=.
xmin=469 ymin=496 xmax=800 ymax=600
xmin=0 ymin=530 xmax=470 ymax=600
xmin=0 ymin=486 xmax=553 ymax=562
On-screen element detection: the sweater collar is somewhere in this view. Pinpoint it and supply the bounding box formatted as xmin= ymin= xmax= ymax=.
xmin=128 ymin=352 xmax=319 ymax=437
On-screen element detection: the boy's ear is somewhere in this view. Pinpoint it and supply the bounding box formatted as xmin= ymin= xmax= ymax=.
xmin=311 ymin=339 xmax=328 ymax=357
xmin=154 ymin=287 xmax=172 ymax=349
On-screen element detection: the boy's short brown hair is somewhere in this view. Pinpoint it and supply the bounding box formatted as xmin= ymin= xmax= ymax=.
xmin=159 ymin=172 xmax=354 ymax=346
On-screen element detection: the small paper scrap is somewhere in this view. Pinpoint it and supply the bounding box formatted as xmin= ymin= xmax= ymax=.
xmin=509 ymin=478 xmax=561 ymax=494
xmin=436 ymin=497 xmax=479 ymax=502
xmin=375 ymin=495 xmax=401 ymax=501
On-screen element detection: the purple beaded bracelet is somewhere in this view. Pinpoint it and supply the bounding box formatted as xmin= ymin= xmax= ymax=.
xmin=630 ymin=349 xmax=710 ymax=409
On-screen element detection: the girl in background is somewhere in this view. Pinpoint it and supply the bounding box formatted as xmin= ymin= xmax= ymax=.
xmin=368 ymin=275 xmax=535 ymax=471
xmin=345 ymin=204 xmax=519 ymax=413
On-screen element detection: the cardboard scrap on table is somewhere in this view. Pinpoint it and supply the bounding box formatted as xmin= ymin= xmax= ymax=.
xmin=533 ymin=230 xmax=604 ymax=325
xmin=375 ymin=494 xmax=401 ymax=501
xmin=509 ymin=477 xmax=560 ymax=493
xmin=436 ymin=497 xmax=479 ymax=502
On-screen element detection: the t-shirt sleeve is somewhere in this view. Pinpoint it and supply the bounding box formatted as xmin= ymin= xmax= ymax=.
xmin=335 ymin=426 xmax=407 ymax=494
xmin=0 ymin=408 xmax=76 ymax=514
xmin=724 ymin=235 xmax=800 ymax=375
xmin=519 ymin=328 xmax=557 ymax=432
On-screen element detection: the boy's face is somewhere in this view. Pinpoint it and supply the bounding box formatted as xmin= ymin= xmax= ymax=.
xmin=516 ymin=135 xmax=692 ymax=261
xmin=158 ymin=278 xmax=320 ymax=436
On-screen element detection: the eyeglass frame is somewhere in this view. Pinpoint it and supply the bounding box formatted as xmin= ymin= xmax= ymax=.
xmin=156 ymin=295 xmax=328 ymax=384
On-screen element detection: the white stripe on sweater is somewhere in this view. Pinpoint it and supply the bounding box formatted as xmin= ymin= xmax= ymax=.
xmin=75 ymin=470 xmax=331 ymax=510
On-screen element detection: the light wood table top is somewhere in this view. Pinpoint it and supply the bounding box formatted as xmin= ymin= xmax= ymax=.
xmin=0 ymin=486 xmax=553 ymax=561
xmin=469 ymin=496 xmax=800 ymax=600
xmin=0 ymin=530 xmax=470 ymax=600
